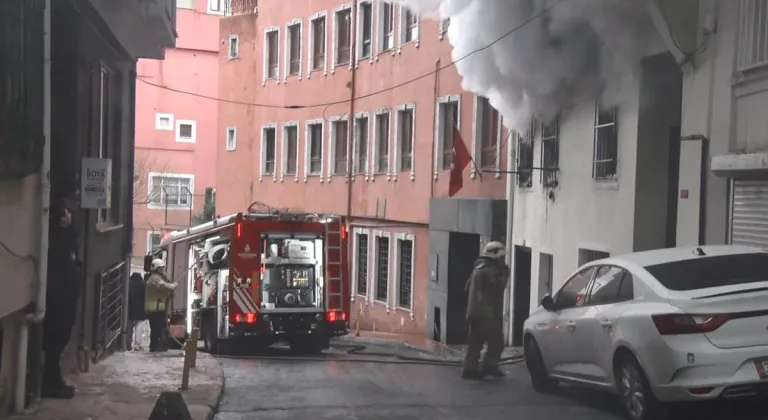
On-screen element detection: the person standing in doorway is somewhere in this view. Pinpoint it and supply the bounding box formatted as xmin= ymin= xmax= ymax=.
xmin=145 ymin=259 xmax=177 ymax=352
xmin=461 ymin=241 xmax=510 ymax=380
xmin=126 ymin=272 xmax=147 ymax=350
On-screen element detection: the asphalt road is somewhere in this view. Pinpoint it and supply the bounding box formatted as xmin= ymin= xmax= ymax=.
xmin=213 ymin=344 xmax=768 ymax=420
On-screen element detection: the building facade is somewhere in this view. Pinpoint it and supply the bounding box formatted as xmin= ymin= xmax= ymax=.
xmin=0 ymin=0 xmax=175 ymax=413
xmin=132 ymin=0 xmax=221 ymax=270
xmin=216 ymin=0 xmax=508 ymax=337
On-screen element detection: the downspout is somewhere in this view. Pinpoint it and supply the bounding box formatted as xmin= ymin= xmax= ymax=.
xmin=504 ymin=132 xmax=515 ymax=346
xmin=429 ymin=59 xmax=440 ymax=198
xmin=16 ymin=0 xmax=52 ymax=411
xmin=345 ymin=0 xmax=358 ymax=218
xmin=122 ymin=65 xmax=138 ymax=351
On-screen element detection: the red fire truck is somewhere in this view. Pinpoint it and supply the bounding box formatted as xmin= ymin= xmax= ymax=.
xmin=147 ymin=210 xmax=350 ymax=353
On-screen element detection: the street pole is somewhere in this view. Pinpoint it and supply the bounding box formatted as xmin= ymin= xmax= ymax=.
xmin=504 ymin=133 xmax=516 ymax=346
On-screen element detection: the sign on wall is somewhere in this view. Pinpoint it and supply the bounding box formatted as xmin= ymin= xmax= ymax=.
xmin=81 ymin=157 xmax=112 ymax=209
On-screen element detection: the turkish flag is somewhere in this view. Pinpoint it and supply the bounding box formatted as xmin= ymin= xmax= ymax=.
xmin=448 ymin=126 xmax=471 ymax=197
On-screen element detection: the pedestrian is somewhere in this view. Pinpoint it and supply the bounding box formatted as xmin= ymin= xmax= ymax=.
xmin=126 ymin=272 xmax=147 ymax=351
xmin=461 ymin=241 xmax=510 ymax=380
xmin=42 ymin=202 xmax=82 ymax=399
xmin=145 ymin=259 xmax=177 ymax=352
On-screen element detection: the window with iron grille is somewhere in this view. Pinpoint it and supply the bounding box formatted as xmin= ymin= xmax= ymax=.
xmin=398 ymin=109 xmax=414 ymax=171
xmin=360 ymin=2 xmax=373 ymax=58
xmin=288 ymin=24 xmax=301 ymax=75
xmin=593 ymin=105 xmax=618 ymax=179
xmin=355 ymin=116 xmax=369 ymax=174
xmin=517 ymin=119 xmax=535 ymax=187
xmin=478 ymin=97 xmax=499 ymax=168
xmin=540 ymin=118 xmax=559 ymax=186
xmin=376 ymin=236 xmax=389 ymax=302
xmin=738 ymin=0 xmax=768 ymax=71
xmin=375 ymin=113 xmax=390 ymax=173
xmin=285 ymin=126 xmax=298 ymax=175
xmin=266 ymin=30 xmax=279 ymax=79
xmin=309 ymin=124 xmax=323 ymax=174
xmin=311 ymin=17 xmax=326 ymax=70
xmin=333 ymin=120 xmax=348 ymax=174
xmin=336 ymin=9 xmax=352 ymax=65
xmin=264 ymin=127 xmax=276 ymax=175
xmin=397 ymin=239 xmax=413 ymax=309
xmin=356 ymin=233 xmax=369 ymax=295
xmin=149 ymin=175 xmax=193 ymax=208
xmin=440 ymin=101 xmax=459 ymax=170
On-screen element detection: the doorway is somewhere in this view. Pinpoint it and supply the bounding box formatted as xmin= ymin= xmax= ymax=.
xmin=432 ymin=307 xmax=441 ymax=342
xmin=512 ymin=246 xmax=532 ymax=347
xmin=446 ymin=232 xmax=480 ymax=345
xmin=666 ymin=126 xmax=681 ymax=248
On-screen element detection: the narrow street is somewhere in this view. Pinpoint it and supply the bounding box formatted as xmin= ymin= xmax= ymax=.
xmin=212 ymin=344 xmax=768 ymax=420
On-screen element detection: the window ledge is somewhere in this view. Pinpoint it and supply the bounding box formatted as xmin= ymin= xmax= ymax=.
xmin=96 ymin=222 xmax=123 ymax=233
xmin=593 ymin=179 xmax=619 ymax=190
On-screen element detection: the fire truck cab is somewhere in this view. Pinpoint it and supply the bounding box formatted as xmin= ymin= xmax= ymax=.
xmin=149 ymin=211 xmax=350 ymax=353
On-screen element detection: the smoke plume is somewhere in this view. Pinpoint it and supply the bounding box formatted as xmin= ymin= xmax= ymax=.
xmin=396 ymin=0 xmax=650 ymax=132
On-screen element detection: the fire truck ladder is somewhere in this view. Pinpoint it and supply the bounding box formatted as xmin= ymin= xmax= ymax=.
xmin=324 ymin=216 xmax=344 ymax=312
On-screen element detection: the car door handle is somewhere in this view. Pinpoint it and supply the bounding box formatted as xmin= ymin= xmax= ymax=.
xmin=565 ymin=321 xmax=576 ymax=331
xmin=600 ymin=320 xmax=613 ymax=328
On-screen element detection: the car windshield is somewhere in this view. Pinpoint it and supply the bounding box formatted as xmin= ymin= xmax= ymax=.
xmin=644 ymin=253 xmax=768 ymax=291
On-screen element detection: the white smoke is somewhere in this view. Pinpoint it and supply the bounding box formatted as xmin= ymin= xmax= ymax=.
xmin=395 ymin=0 xmax=650 ymax=132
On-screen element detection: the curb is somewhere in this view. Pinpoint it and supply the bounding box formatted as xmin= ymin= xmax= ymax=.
xmin=205 ymin=354 xmax=227 ymax=420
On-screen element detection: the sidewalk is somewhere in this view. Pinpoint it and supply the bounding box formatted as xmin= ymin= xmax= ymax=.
xmin=336 ymin=330 xmax=523 ymax=360
xmin=13 ymin=349 xmax=224 ymax=420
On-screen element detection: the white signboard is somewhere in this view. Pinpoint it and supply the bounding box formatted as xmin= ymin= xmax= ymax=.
xmin=80 ymin=157 xmax=112 ymax=209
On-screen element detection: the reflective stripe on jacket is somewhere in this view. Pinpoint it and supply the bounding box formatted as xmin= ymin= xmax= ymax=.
xmin=144 ymin=272 xmax=177 ymax=313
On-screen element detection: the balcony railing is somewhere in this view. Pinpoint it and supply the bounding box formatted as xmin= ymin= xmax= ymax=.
xmin=226 ymin=0 xmax=257 ymax=16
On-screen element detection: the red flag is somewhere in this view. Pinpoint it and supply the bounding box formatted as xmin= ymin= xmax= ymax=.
xmin=448 ymin=126 xmax=471 ymax=197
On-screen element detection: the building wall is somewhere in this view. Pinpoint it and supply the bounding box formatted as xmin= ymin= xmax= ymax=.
xmin=132 ymin=2 xmax=220 ymax=267
xmin=217 ymin=1 xmax=507 ymax=335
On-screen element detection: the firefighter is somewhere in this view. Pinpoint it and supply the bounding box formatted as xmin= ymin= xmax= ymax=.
xmin=462 ymin=241 xmax=510 ymax=380
xmin=145 ymin=259 xmax=178 ymax=352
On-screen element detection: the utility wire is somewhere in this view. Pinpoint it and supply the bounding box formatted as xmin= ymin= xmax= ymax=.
xmin=136 ymin=1 xmax=561 ymax=110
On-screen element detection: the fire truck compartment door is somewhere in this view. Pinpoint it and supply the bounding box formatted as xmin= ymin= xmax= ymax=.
xmin=217 ymin=269 xmax=230 ymax=339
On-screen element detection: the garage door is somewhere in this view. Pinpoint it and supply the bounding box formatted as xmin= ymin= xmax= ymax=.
xmin=731 ymin=180 xmax=768 ymax=248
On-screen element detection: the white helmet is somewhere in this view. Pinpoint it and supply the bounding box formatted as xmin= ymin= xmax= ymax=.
xmin=151 ymin=259 xmax=166 ymax=270
xmin=482 ymin=241 xmax=506 ymax=259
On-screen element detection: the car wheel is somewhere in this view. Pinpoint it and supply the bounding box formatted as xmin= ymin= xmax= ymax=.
xmin=616 ymin=354 xmax=666 ymax=420
xmin=524 ymin=336 xmax=558 ymax=393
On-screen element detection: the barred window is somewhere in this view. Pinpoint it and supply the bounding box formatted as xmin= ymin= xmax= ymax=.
xmin=376 ymin=236 xmax=389 ymax=302
xmin=356 ymin=233 xmax=369 ymax=295
xmin=517 ymin=119 xmax=535 ymax=187
xmin=593 ymin=105 xmax=618 ymax=179
xmin=540 ymin=118 xmax=559 ymax=186
xmin=398 ymin=239 xmax=413 ymax=309
xmin=738 ymin=0 xmax=768 ymax=71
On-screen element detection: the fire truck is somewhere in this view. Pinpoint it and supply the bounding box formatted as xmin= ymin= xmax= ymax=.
xmin=146 ymin=210 xmax=350 ymax=353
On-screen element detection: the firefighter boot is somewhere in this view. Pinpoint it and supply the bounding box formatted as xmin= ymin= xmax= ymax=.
xmin=481 ymin=364 xmax=505 ymax=378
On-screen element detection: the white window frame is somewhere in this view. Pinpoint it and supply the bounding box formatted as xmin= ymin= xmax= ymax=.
xmin=225 ymin=126 xmax=237 ymax=151
xmin=393 ymin=103 xmax=416 ymax=182
xmin=228 ymin=34 xmax=239 ymax=60
xmin=332 ymin=3 xmax=354 ymax=72
xmin=281 ymin=121 xmax=300 ymax=183
xmin=307 ymin=12 xmax=328 ymax=78
xmin=155 ymin=112 xmax=174 ymax=131
xmin=262 ymin=26 xmax=280 ymax=86
xmin=356 ymin=0 xmax=374 ymax=65
xmin=260 ymin=123 xmax=278 ymax=182
xmin=327 ymin=115 xmax=350 ymax=182
xmin=284 ymin=19 xmax=303 ymax=82
xmin=147 ymin=231 xmax=162 ymax=254
xmin=147 ymin=172 xmax=195 ymax=210
xmin=393 ymin=233 xmax=415 ymax=316
xmin=375 ymin=0 xmax=396 ymax=59
xmin=207 ymin=0 xmax=225 ymax=15
xmin=352 ymin=111 xmax=371 ymax=181
xmin=351 ymin=227 xmax=371 ymax=302
xmin=397 ymin=5 xmax=419 ymax=53
xmin=433 ymin=94 xmax=461 ymax=179
xmin=471 ymin=95 xmax=502 ymax=179
xmin=438 ymin=18 xmax=449 ymax=40
xmin=371 ymin=230 xmax=392 ymax=309
xmin=175 ymin=119 xmax=197 ymax=143
xmin=304 ymin=118 xmax=325 ymax=182
xmin=372 ymin=107 xmax=392 ymax=181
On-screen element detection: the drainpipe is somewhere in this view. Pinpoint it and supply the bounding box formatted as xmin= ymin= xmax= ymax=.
xmin=504 ymin=132 xmax=515 ymax=346
xmin=345 ymin=0 xmax=358 ymax=219
xmin=429 ymin=59 xmax=440 ymax=198
xmin=16 ymin=0 xmax=52 ymax=411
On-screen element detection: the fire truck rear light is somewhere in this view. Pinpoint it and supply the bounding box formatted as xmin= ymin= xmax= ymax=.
xmin=246 ymin=312 xmax=256 ymax=324
xmin=236 ymin=222 xmax=242 ymax=238
xmin=341 ymin=225 xmax=347 ymax=241
xmin=342 ymin=312 xmax=347 ymax=321
xmin=327 ymin=311 xmax=338 ymax=322
xmin=234 ymin=314 xmax=242 ymax=323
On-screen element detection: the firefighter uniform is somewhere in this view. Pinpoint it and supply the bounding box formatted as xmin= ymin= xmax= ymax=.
xmin=144 ymin=259 xmax=177 ymax=351
xmin=462 ymin=241 xmax=509 ymax=379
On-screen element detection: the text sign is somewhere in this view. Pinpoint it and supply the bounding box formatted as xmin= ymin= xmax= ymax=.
xmin=81 ymin=157 xmax=112 ymax=209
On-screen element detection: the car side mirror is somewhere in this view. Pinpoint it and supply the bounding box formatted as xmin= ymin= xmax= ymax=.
xmin=144 ymin=255 xmax=153 ymax=272
xmin=541 ymin=294 xmax=555 ymax=311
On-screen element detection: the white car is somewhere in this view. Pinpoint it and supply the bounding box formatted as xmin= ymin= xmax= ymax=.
xmin=522 ymin=245 xmax=768 ymax=420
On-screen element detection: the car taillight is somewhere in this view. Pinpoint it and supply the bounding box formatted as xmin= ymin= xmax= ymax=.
xmin=651 ymin=313 xmax=732 ymax=335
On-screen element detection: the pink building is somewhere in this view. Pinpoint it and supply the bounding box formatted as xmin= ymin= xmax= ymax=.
xmin=132 ymin=0 xmax=222 ymax=268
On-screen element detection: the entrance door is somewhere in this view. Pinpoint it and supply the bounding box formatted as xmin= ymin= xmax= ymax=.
xmin=512 ymin=246 xmax=532 ymax=347
xmin=731 ymin=180 xmax=768 ymax=248
xmin=446 ymin=232 xmax=480 ymax=345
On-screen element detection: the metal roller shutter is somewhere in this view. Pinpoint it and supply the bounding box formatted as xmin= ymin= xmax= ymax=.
xmin=731 ymin=180 xmax=768 ymax=248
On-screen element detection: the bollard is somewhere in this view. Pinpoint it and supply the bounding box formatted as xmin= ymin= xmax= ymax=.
xmin=179 ymin=333 xmax=194 ymax=390
xmin=189 ymin=327 xmax=199 ymax=368
xmin=354 ymin=305 xmax=363 ymax=337
xmin=148 ymin=391 xmax=192 ymax=420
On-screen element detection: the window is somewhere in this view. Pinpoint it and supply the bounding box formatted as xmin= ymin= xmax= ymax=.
xmin=375 ymin=235 xmax=390 ymax=302
xmin=355 ymin=232 xmax=369 ymax=296
xmin=283 ymin=125 xmax=298 ymax=176
xmin=354 ymin=115 xmax=369 ymax=174
xmin=396 ymin=237 xmax=414 ymax=309
xmin=228 ymin=34 xmax=239 ymax=59
xmin=148 ymin=174 xmax=194 ymax=209
xmin=476 ymin=96 xmax=499 ymax=168
xmin=335 ymin=9 xmax=352 ymax=65
xmin=147 ymin=232 xmax=162 ymax=254
xmin=439 ymin=18 xmax=450 ymax=37
xmin=538 ymin=253 xmax=554 ymax=301
xmin=375 ymin=112 xmax=390 ymax=173
xmin=644 ymin=253 xmax=768 ymax=291
xmin=541 ymin=118 xmax=559 ymax=185
xmin=738 ymin=0 xmax=768 ymax=70
xmin=553 ymin=267 xmax=596 ymax=310
xmin=287 ymin=23 xmax=301 ymax=75
xmin=226 ymin=126 xmax=236 ymax=151
xmin=262 ymin=127 xmax=276 ymax=175
xmin=177 ymin=0 xmax=195 ymax=9
xmin=378 ymin=2 xmax=394 ymax=51
xmin=308 ymin=123 xmax=323 ymax=175
xmin=359 ymin=2 xmax=373 ymax=59
xmin=310 ymin=16 xmax=326 ymax=71
xmin=397 ymin=107 xmax=414 ymax=172
xmin=176 ymin=120 xmax=196 ymax=143
xmin=517 ymin=119 xmax=535 ymax=187
xmin=401 ymin=7 xmax=419 ymax=43
xmin=593 ymin=105 xmax=618 ymax=179
xmin=439 ymin=99 xmax=459 ymax=170
xmin=155 ymin=113 xmax=174 ymax=131
xmin=578 ymin=248 xmax=610 ymax=266
xmin=266 ymin=29 xmax=279 ymax=80
xmin=332 ymin=120 xmax=348 ymax=175
xmin=208 ymin=0 xmax=223 ymax=13
xmin=587 ymin=266 xmax=632 ymax=305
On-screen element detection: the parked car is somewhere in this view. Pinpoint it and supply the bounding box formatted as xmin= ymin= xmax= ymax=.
xmin=522 ymin=245 xmax=768 ymax=420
